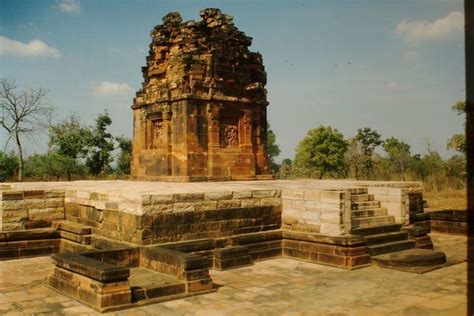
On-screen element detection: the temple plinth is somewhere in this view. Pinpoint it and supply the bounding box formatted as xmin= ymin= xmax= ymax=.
xmin=131 ymin=9 xmax=272 ymax=181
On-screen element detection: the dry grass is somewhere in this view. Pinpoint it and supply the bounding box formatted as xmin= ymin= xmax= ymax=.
xmin=423 ymin=187 xmax=467 ymax=210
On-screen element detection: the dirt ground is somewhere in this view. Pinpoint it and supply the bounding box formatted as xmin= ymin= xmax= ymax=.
xmin=423 ymin=188 xmax=466 ymax=210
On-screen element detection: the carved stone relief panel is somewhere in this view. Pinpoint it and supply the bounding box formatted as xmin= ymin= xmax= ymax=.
xmin=151 ymin=118 xmax=164 ymax=148
xmin=219 ymin=109 xmax=241 ymax=148
xmin=221 ymin=125 xmax=238 ymax=147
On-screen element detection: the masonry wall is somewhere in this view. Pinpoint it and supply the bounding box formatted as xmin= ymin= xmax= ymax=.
xmin=0 ymin=189 xmax=65 ymax=232
xmin=65 ymin=189 xmax=282 ymax=245
xmin=281 ymin=189 xmax=352 ymax=236
xmin=1 ymin=181 xmax=424 ymax=238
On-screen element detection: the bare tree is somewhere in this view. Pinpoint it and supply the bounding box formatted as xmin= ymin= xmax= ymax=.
xmin=0 ymin=78 xmax=54 ymax=180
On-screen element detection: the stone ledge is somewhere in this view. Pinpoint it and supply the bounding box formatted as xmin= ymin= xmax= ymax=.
xmin=283 ymin=230 xmax=366 ymax=247
xmin=0 ymin=229 xmax=59 ymax=242
xmin=51 ymin=253 xmax=130 ymax=282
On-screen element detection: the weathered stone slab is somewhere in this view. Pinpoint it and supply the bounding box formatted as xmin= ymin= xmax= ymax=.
xmin=51 ymin=253 xmax=130 ymax=282
xmin=54 ymin=221 xmax=92 ymax=235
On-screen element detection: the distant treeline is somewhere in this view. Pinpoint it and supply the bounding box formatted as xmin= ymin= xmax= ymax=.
xmin=266 ymin=104 xmax=466 ymax=192
xmin=0 ymin=77 xmax=466 ymax=190
xmin=0 ymin=112 xmax=131 ymax=182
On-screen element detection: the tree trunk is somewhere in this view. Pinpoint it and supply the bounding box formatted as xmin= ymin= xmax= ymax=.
xmin=15 ymin=132 xmax=23 ymax=181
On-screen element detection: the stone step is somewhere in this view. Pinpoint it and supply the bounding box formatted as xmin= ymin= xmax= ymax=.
xmin=129 ymin=268 xmax=186 ymax=303
xmin=371 ymin=249 xmax=447 ymax=272
xmin=348 ymin=188 xmax=368 ymax=195
xmin=364 ymin=231 xmax=409 ymax=246
xmin=351 ymin=223 xmax=403 ymax=236
xmin=214 ymin=246 xmax=252 ymax=270
xmin=0 ymin=245 xmax=58 ymax=260
xmin=368 ymin=240 xmax=415 ymax=256
xmin=352 ymin=216 xmax=395 ymax=229
xmin=59 ymin=231 xmax=91 ymax=245
xmin=351 ymin=208 xmax=388 ymax=218
xmin=350 ymin=194 xmax=374 ymax=202
xmin=351 ymin=201 xmax=381 ymax=210
xmin=53 ymin=221 xmax=92 ymax=235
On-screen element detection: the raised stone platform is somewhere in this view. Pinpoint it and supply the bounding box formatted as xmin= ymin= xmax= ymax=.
xmin=1 ymin=179 xmax=448 ymax=312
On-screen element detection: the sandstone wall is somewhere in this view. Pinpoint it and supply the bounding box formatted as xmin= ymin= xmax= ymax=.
xmin=281 ymin=189 xmax=352 ymax=236
xmin=0 ymin=189 xmax=65 ymax=231
xmin=64 ymin=189 xmax=282 ymax=245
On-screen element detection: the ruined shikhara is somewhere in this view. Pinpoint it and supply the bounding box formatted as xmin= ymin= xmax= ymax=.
xmin=0 ymin=8 xmax=448 ymax=313
xmin=131 ymin=9 xmax=272 ymax=181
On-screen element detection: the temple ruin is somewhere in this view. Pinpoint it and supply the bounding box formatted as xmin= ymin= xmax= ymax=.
xmin=131 ymin=9 xmax=272 ymax=181
xmin=0 ymin=8 xmax=452 ymax=313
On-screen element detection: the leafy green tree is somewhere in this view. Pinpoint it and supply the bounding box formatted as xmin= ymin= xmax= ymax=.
xmin=49 ymin=115 xmax=92 ymax=180
xmin=266 ymin=125 xmax=281 ymax=174
xmin=447 ymin=134 xmax=466 ymax=154
xmin=293 ymin=125 xmax=348 ymax=179
xmin=447 ymin=101 xmax=466 ymax=154
xmin=452 ymin=100 xmax=466 ymax=114
xmin=372 ymin=153 xmax=393 ymax=180
xmin=0 ymin=151 xmax=18 ymax=181
xmin=408 ymin=154 xmax=427 ymax=181
xmin=383 ymin=137 xmax=411 ymax=181
xmin=344 ymin=138 xmax=364 ymax=179
xmin=115 ymin=136 xmax=132 ymax=175
xmin=355 ymin=127 xmax=383 ymax=179
xmin=24 ymin=152 xmax=72 ymax=181
xmin=86 ymin=111 xmax=114 ymax=176
xmin=278 ymin=158 xmax=292 ymax=179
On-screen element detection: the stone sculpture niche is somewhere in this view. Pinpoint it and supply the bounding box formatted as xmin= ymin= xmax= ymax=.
xmin=131 ymin=9 xmax=273 ymax=181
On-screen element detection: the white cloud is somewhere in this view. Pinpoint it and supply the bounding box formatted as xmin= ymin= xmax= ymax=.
xmin=403 ymin=50 xmax=418 ymax=60
xmin=58 ymin=0 xmax=81 ymax=13
xmin=0 ymin=36 xmax=61 ymax=58
xmin=395 ymin=11 xmax=463 ymax=45
xmin=93 ymin=81 xmax=133 ymax=97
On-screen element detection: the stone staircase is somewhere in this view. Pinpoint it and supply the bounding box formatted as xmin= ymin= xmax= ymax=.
xmin=350 ymin=190 xmax=415 ymax=256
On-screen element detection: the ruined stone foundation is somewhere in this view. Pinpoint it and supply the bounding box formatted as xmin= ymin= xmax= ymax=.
xmin=131 ymin=9 xmax=272 ymax=181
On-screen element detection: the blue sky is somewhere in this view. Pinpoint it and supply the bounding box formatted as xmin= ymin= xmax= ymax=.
xmin=0 ymin=0 xmax=465 ymax=161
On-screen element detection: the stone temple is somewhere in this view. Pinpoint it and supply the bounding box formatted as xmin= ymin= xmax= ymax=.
xmin=131 ymin=9 xmax=272 ymax=181
xmin=0 ymin=8 xmax=451 ymax=313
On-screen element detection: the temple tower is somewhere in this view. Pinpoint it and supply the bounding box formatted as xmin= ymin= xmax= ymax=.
xmin=131 ymin=9 xmax=272 ymax=181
